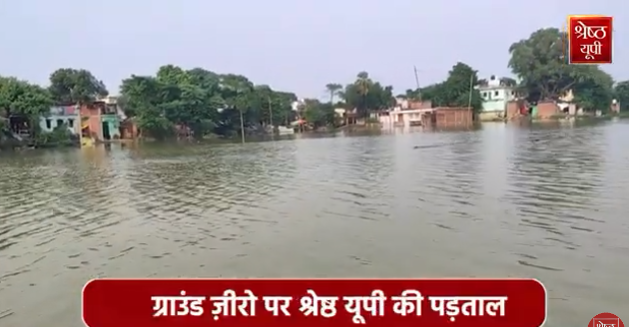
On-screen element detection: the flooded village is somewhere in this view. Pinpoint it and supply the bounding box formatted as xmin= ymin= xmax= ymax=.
xmin=1 ymin=75 xmax=623 ymax=150
xmin=1 ymin=22 xmax=629 ymax=327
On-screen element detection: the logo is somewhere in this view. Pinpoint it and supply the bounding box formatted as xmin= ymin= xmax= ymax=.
xmin=589 ymin=312 xmax=624 ymax=327
xmin=566 ymin=15 xmax=613 ymax=64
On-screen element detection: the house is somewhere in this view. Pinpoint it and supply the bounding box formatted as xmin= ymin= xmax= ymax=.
xmin=378 ymin=99 xmax=432 ymax=127
xmin=40 ymin=106 xmax=79 ymax=134
xmin=79 ymin=101 xmax=122 ymax=142
xmin=477 ymin=76 xmax=516 ymax=121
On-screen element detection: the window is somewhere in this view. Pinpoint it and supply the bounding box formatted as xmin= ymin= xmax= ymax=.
xmin=68 ymin=119 xmax=74 ymax=128
xmin=56 ymin=119 xmax=64 ymax=127
xmin=494 ymin=91 xmax=499 ymax=96
xmin=482 ymin=92 xmax=487 ymax=98
xmin=45 ymin=119 xmax=51 ymax=129
xmin=511 ymin=91 xmax=515 ymax=95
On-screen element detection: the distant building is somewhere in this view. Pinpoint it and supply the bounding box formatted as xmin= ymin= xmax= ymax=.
xmin=378 ymin=99 xmax=433 ymax=127
xmin=39 ymin=106 xmax=79 ymax=134
xmin=477 ymin=75 xmax=516 ymax=121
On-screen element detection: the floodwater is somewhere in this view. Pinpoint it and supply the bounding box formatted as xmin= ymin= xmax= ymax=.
xmin=1 ymin=121 xmax=628 ymax=327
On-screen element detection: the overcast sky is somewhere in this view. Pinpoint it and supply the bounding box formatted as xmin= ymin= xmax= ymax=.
xmin=0 ymin=0 xmax=624 ymax=99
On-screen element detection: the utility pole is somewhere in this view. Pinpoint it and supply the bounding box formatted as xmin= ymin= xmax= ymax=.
xmin=468 ymin=73 xmax=474 ymax=124
xmin=268 ymin=96 xmax=274 ymax=140
xmin=239 ymin=107 xmax=245 ymax=144
xmin=268 ymin=96 xmax=273 ymax=129
xmin=413 ymin=66 xmax=422 ymax=101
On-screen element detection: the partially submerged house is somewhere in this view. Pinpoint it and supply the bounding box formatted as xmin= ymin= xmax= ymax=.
xmin=476 ymin=75 xmax=516 ymax=121
xmin=378 ymin=99 xmax=432 ymax=127
xmin=40 ymin=105 xmax=79 ymax=134
xmin=79 ymin=97 xmax=123 ymax=142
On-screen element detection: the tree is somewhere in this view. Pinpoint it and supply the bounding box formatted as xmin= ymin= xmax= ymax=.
xmin=0 ymin=77 xmax=53 ymax=117
xmin=613 ymin=81 xmax=629 ymax=111
xmin=499 ymin=77 xmax=517 ymax=87
xmin=340 ymin=72 xmax=395 ymax=117
xmin=48 ymin=68 xmax=108 ymax=104
xmin=302 ymin=99 xmax=335 ymax=128
xmin=0 ymin=76 xmax=54 ymax=136
xmin=120 ymin=65 xmax=301 ymax=140
xmin=508 ymin=28 xmax=569 ymax=102
xmin=416 ymin=62 xmax=482 ymax=113
xmin=508 ymin=28 xmax=614 ymax=110
xmin=571 ymin=65 xmax=614 ymax=112
xmin=120 ymin=75 xmax=173 ymax=139
xmin=325 ymin=83 xmax=343 ymax=104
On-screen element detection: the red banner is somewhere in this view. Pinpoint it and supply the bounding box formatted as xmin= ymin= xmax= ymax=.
xmin=82 ymin=278 xmax=546 ymax=327
xmin=567 ymin=15 xmax=613 ymax=64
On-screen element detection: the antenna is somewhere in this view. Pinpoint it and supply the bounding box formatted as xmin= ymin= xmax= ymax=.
xmin=413 ymin=66 xmax=422 ymax=101
xmin=562 ymin=20 xmax=570 ymax=64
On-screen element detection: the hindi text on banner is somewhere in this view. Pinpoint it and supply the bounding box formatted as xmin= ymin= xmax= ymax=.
xmin=342 ymin=289 xmax=387 ymax=324
xmin=390 ymin=289 xmax=424 ymax=316
xmin=299 ymin=289 xmax=338 ymax=318
xmin=209 ymin=289 xmax=258 ymax=320
xmin=429 ymin=296 xmax=508 ymax=322
xmin=262 ymin=296 xmax=293 ymax=316
xmin=151 ymin=290 xmax=206 ymax=317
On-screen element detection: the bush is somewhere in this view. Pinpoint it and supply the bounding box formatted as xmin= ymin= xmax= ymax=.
xmin=33 ymin=123 xmax=74 ymax=146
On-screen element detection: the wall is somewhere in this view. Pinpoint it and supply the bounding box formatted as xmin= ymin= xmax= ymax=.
xmin=40 ymin=106 xmax=79 ymax=134
xmin=120 ymin=120 xmax=138 ymax=139
xmin=394 ymin=98 xmax=432 ymax=110
xmin=79 ymin=105 xmax=103 ymax=141
xmin=479 ymin=86 xmax=515 ymax=113
xmin=379 ymin=109 xmax=429 ymax=127
xmin=506 ymin=101 xmax=520 ymax=119
xmin=39 ymin=115 xmax=78 ymax=134
xmin=432 ymin=107 xmax=473 ymax=127
xmin=536 ymin=101 xmax=559 ymax=118
xmin=101 ymin=115 xmax=121 ymax=139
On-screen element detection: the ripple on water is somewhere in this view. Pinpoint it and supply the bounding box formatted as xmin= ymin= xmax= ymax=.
xmin=0 ymin=123 xmax=628 ymax=327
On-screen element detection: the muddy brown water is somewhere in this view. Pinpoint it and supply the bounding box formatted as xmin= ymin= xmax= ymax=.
xmin=0 ymin=122 xmax=628 ymax=326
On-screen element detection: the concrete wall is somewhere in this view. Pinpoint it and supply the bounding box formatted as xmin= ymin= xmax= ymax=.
xmin=80 ymin=105 xmax=103 ymax=141
xmin=101 ymin=115 xmax=121 ymax=139
xmin=536 ymin=101 xmax=559 ymax=118
xmin=39 ymin=115 xmax=78 ymax=134
xmin=479 ymin=86 xmax=515 ymax=115
xmin=426 ymin=107 xmax=473 ymax=127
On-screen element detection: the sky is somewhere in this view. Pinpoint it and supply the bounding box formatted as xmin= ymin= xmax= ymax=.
xmin=0 ymin=0 xmax=625 ymax=100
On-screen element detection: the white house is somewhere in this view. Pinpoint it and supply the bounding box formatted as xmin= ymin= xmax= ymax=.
xmin=476 ymin=75 xmax=516 ymax=121
xmin=378 ymin=98 xmax=433 ymax=128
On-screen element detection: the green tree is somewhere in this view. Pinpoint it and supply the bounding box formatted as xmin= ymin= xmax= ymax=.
xmin=613 ymin=81 xmax=629 ymax=111
xmin=303 ymin=99 xmax=335 ymax=128
xmin=417 ymin=62 xmax=482 ymax=113
xmin=120 ymin=67 xmax=299 ymax=139
xmin=0 ymin=77 xmax=53 ymax=117
xmin=48 ymin=68 xmax=108 ymax=104
xmin=0 ymin=76 xmax=54 ymax=136
xmin=120 ymin=75 xmax=173 ymax=139
xmin=571 ymin=65 xmax=614 ymax=112
xmin=499 ymin=77 xmax=517 ymax=87
xmin=508 ymin=28 xmax=613 ymax=110
xmin=508 ymin=28 xmax=569 ymax=102
xmin=341 ymin=72 xmax=395 ymax=117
